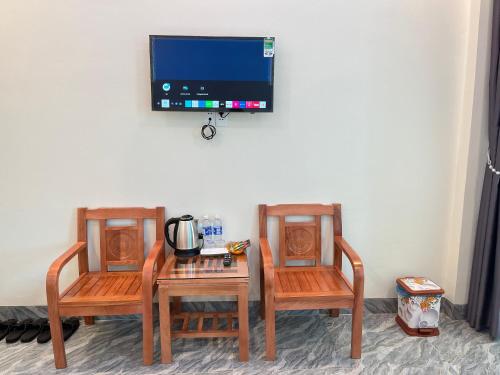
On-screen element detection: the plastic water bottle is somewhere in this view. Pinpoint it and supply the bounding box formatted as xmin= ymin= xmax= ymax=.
xmin=213 ymin=215 xmax=224 ymax=247
xmin=201 ymin=215 xmax=214 ymax=248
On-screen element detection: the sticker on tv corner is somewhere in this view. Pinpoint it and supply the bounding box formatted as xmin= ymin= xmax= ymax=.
xmin=264 ymin=37 xmax=274 ymax=57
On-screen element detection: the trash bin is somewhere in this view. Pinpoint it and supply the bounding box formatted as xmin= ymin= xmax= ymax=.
xmin=396 ymin=277 xmax=444 ymax=337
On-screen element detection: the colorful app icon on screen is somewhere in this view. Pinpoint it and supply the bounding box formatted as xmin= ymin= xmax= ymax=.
xmin=239 ymin=101 xmax=246 ymax=108
xmin=232 ymin=101 xmax=240 ymax=108
xmin=212 ymin=101 xmax=219 ymax=108
xmin=162 ymin=83 xmax=171 ymax=92
xmin=199 ymin=100 xmax=206 ymax=108
xmin=247 ymin=101 xmax=260 ymax=108
xmin=259 ymin=101 xmax=266 ymax=108
xmin=161 ymin=99 xmax=170 ymax=108
xmin=226 ymin=101 xmax=233 ymax=108
xmin=191 ymin=100 xmax=199 ymax=108
xmin=185 ymin=100 xmax=192 ymax=108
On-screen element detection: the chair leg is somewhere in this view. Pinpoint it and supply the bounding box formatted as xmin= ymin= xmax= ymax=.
xmin=143 ymin=308 xmax=154 ymax=365
xmin=260 ymin=291 xmax=266 ymax=320
xmin=259 ymin=266 xmax=265 ymax=320
xmin=84 ymin=316 xmax=94 ymax=325
xmin=264 ymin=297 xmax=275 ymax=360
xmin=330 ymin=309 xmax=340 ymax=317
xmin=351 ymin=300 xmax=363 ymax=359
xmin=48 ymin=310 xmax=67 ymax=369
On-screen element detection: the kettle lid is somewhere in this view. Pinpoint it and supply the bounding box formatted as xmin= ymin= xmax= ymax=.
xmin=179 ymin=214 xmax=193 ymax=221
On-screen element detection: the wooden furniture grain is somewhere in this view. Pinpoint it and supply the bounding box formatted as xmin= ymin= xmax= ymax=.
xmin=46 ymin=207 xmax=165 ymax=369
xmin=259 ymin=203 xmax=364 ymax=360
xmin=157 ymin=253 xmax=249 ymax=363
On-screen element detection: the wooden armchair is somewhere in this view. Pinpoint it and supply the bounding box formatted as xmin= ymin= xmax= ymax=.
xmin=46 ymin=207 xmax=165 ymax=368
xmin=259 ymin=204 xmax=364 ymax=360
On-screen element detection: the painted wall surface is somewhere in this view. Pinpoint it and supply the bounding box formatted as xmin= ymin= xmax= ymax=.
xmin=0 ymin=0 xmax=470 ymax=304
xmin=453 ymin=0 xmax=492 ymax=305
xmin=442 ymin=0 xmax=492 ymax=304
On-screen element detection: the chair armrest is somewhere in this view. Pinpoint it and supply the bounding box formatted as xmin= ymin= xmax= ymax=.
xmin=259 ymin=238 xmax=274 ymax=268
xmin=259 ymin=238 xmax=275 ymax=293
xmin=46 ymin=242 xmax=87 ymax=303
xmin=334 ymin=236 xmax=363 ymax=270
xmin=142 ymin=239 xmax=165 ymax=296
xmin=334 ymin=236 xmax=364 ymax=293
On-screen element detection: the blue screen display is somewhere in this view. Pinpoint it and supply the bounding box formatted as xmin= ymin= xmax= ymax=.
xmin=149 ymin=36 xmax=274 ymax=112
xmin=151 ymin=38 xmax=272 ymax=82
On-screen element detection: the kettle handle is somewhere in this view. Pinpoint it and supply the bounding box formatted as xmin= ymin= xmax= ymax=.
xmin=198 ymin=232 xmax=204 ymax=251
xmin=164 ymin=217 xmax=179 ymax=249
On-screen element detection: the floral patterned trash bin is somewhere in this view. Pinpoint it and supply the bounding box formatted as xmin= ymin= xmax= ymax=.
xmin=396 ymin=277 xmax=444 ymax=337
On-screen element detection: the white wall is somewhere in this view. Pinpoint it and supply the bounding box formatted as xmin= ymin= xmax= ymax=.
xmin=442 ymin=0 xmax=492 ymax=304
xmin=0 ymin=0 xmax=471 ymax=305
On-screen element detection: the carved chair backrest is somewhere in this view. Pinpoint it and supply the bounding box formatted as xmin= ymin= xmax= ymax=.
xmin=77 ymin=207 xmax=165 ymax=272
xmin=258 ymin=204 xmax=342 ymax=267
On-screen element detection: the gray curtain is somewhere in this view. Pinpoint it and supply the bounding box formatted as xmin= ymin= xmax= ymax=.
xmin=467 ymin=0 xmax=500 ymax=339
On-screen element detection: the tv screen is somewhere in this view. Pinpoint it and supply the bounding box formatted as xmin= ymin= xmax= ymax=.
xmin=149 ymin=35 xmax=275 ymax=112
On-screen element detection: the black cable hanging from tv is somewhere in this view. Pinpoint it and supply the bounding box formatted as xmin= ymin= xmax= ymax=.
xmin=201 ymin=117 xmax=216 ymax=140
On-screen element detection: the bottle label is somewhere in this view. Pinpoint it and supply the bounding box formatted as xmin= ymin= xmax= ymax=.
xmin=203 ymin=227 xmax=213 ymax=236
xmin=214 ymin=226 xmax=223 ymax=235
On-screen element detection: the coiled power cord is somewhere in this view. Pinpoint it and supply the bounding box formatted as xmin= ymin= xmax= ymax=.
xmin=201 ymin=113 xmax=229 ymax=140
xmin=201 ymin=116 xmax=216 ymax=140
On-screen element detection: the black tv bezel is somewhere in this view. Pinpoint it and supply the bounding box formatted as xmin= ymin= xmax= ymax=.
xmin=149 ymin=35 xmax=275 ymax=113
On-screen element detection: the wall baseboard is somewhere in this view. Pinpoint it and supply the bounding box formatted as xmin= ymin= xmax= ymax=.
xmin=440 ymin=297 xmax=467 ymax=320
xmin=0 ymin=298 xmax=467 ymax=321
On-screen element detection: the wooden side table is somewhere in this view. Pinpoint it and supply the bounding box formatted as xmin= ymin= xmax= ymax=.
xmin=157 ymin=253 xmax=249 ymax=363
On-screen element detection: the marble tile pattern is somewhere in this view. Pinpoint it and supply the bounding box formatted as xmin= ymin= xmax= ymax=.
xmin=0 ymin=307 xmax=498 ymax=374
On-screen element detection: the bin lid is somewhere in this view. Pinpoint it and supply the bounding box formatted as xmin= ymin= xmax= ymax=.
xmin=396 ymin=277 xmax=444 ymax=295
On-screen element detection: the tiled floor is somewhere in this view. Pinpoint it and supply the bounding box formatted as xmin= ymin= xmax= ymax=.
xmin=0 ymin=312 xmax=498 ymax=374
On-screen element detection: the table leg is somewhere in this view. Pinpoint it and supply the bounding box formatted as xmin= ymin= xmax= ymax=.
xmin=237 ymin=283 xmax=249 ymax=361
xmin=159 ymin=286 xmax=172 ymax=363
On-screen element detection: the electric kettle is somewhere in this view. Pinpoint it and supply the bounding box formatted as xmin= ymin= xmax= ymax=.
xmin=164 ymin=214 xmax=203 ymax=257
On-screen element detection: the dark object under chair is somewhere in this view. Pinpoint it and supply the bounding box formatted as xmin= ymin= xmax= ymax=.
xmin=0 ymin=317 xmax=79 ymax=344
xmin=0 ymin=319 xmax=17 ymax=341
xmin=6 ymin=319 xmax=33 ymax=343
xmin=20 ymin=318 xmax=48 ymax=343
xmin=37 ymin=318 xmax=52 ymax=343
xmin=62 ymin=318 xmax=80 ymax=341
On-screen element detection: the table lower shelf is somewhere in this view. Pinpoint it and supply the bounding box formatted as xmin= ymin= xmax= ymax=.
xmin=171 ymin=311 xmax=239 ymax=338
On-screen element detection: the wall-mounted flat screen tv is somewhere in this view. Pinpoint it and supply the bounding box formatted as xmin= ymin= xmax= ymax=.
xmin=149 ymin=35 xmax=275 ymax=112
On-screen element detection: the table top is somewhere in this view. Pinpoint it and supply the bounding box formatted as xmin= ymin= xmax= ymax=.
xmin=157 ymin=253 xmax=248 ymax=281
